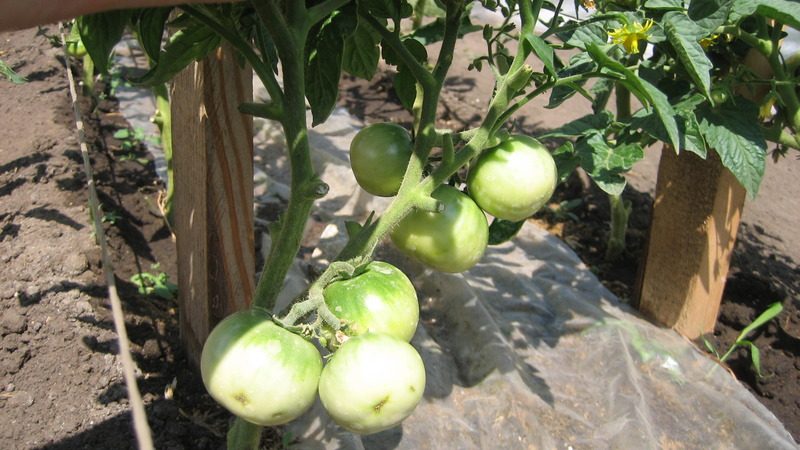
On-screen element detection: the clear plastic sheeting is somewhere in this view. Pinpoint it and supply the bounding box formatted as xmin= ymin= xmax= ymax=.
xmin=252 ymin=106 xmax=796 ymax=449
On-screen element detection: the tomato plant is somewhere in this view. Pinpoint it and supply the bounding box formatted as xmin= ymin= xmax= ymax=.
xmin=467 ymin=135 xmax=557 ymax=222
xmin=71 ymin=0 xmax=800 ymax=447
xmin=350 ymin=123 xmax=413 ymax=197
xmin=391 ymin=184 xmax=489 ymax=273
xmin=323 ymin=260 xmax=419 ymax=343
xmin=318 ymin=333 xmax=426 ymax=435
xmin=200 ymin=309 xmax=322 ymax=426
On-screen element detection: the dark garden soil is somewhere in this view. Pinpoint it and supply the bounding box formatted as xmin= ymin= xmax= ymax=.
xmin=0 ymin=27 xmax=279 ymax=449
xmin=337 ymin=66 xmax=800 ymax=443
xmin=1 ymin=21 xmax=798 ymax=450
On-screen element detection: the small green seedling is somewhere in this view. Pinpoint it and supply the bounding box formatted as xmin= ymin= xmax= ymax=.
xmin=131 ymin=264 xmax=178 ymax=300
xmin=704 ymin=302 xmax=784 ymax=377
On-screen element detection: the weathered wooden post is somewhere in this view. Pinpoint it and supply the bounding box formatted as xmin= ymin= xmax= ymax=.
xmin=636 ymin=149 xmax=746 ymax=339
xmin=171 ymin=45 xmax=255 ymax=364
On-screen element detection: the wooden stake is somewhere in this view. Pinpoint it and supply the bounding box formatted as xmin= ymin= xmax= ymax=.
xmin=636 ymin=148 xmax=746 ymax=339
xmin=172 ymin=45 xmax=255 ymax=365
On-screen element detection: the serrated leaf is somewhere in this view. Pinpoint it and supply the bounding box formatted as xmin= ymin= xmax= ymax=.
xmin=730 ymin=0 xmax=758 ymax=23
xmin=77 ymin=11 xmax=133 ymax=74
xmin=560 ymin=22 xmax=608 ymax=50
xmin=541 ymin=111 xmax=614 ymax=139
xmin=577 ymin=133 xmax=644 ymax=196
xmin=306 ymin=10 xmax=356 ymax=126
xmin=135 ymin=8 xmax=172 ymax=64
xmin=551 ymin=141 xmax=580 ymax=182
xmin=393 ymin=66 xmax=418 ymax=110
xmin=663 ymin=12 xmax=712 ymax=98
xmin=688 ymin=0 xmax=732 ymax=32
xmin=133 ymin=23 xmax=220 ymax=86
xmin=343 ymin=20 xmax=381 ymax=79
xmin=0 ymin=59 xmax=26 ymax=84
xmin=644 ymin=0 xmax=685 ymax=10
xmin=488 ymin=218 xmax=525 ymax=245
xmin=756 ymin=0 xmax=800 ymax=29
xmin=524 ymin=33 xmax=556 ymax=77
xmin=696 ymin=100 xmax=767 ymax=197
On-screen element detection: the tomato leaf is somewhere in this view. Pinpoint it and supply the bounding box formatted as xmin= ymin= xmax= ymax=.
xmin=663 ymin=12 xmax=712 ymax=99
xmin=541 ymin=111 xmax=614 ymax=139
xmin=306 ymin=8 xmax=356 ymax=126
xmin=343 ymin=19 xmax=382 ymax=80
xmin=688 ymin=0 xmax=732 ymax=33
xmin=487 ymin=218 xmax=525 ymax=245
xmin=576 ymin=133 xmax=644 ymax=196
xmin=755 ymin=0 xmax=800 ymax=29
xmin=77 ymin=10 xmax=133 ymax=74
xmin=523 ymin=34 xmax=556 ymax=77
xmin=695 ymin=99 xmax=767 ymax=197
xmin=133 ymin=22 xmax=220 ymax=86
xmin=644 ymin=0 xmax=684 ymax=10
xmin=409 ymin=14 xmax=481 ymax=45
xmin=134 ymin=8 xmax=172 ymax=64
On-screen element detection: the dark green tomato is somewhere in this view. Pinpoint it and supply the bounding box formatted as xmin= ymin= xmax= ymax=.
xmin=318 ymin=333 xmax=426 ymax=435
xmin=200 ymin=309 xmax=322 ymax=426
xmin=467 ymin=135 xmax=557 ymax=222
xmin=390 ymin=184 xmax=489 ymax=273
xmin=324 ymin=261 xmax=419 ymax=343
xmin=349 ymin=123 xmax=413 ymax=196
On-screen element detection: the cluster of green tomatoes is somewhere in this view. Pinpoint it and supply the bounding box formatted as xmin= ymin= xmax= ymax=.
xmin=200 ymin=122 xmax=557 ymax=435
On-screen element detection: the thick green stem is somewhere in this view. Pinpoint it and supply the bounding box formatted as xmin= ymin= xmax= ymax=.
xmin=251 ymin=1 xmax=319 ymax=314
xmin=604 ymin=84 xmax=633 ymax=260
xmin=152 ymin=83 xmax=174 ymax=228
xmin=605 ymin=194 xmax=631 ymax=261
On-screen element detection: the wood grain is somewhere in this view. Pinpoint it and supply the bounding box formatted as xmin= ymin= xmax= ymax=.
xmin=172 ymin=45 xmax=254 ymax=365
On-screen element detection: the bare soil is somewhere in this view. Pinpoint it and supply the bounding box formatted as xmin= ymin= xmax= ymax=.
xmin=0 ymin=27 xmax=233 ymax=449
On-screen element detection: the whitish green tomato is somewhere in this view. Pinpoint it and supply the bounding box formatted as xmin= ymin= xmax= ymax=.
xmin=349 ymin=123 xmax=413 ymax=196
xmin=467 ymin=135 xmax=557 ymax=222
xmin=324 ymin=261 xmax=419 ymax=342
xmin=200 ymin=309 xmax=322 ymax=426
xmin=319 ymin=333 xmax=426 ymax=434
xmin=390 ymin=184 xmax=488 ymax=273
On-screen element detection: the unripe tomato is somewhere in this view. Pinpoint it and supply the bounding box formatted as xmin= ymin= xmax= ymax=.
xmin=390 ymin=184 xmax=488 ymax=273
xmin=349 ymin=123 xmax=413 ymax=196
xmin=66 ymin=40 xmax=87 ymax=59
xmin=467 ymin=135 xmax=556 ymax=222
xmin=324 ymin=261 xmax=419 ymax=342
xmin=200 ymin=309 xmax=322 ymax=426
xmin=318 ymin=333 xmax=426 ymax=435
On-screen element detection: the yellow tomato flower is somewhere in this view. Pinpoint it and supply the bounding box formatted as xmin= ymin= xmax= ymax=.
xmin=608 ymin=19 xmax=654 ymax=54
xmin=699 ymin=34 xmax=720 ymax=49
xmin=581 ymin=0 xmax=596 ymax=9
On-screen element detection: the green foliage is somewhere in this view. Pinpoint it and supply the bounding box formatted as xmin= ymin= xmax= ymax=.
xmin=704 ymin=302 xmax=783 ymax=377
xmin=130 ymin=264 xmax=178 ymax=300
xmin=487 ymin=218 xmax=525 ymax=245
xmin=0 ymin=59 xmax=26 ymax=84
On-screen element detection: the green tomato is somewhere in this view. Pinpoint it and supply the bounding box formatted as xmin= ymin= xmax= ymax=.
xmin=324 ymin=261 xmax=419 ymax=342
xmin=467 ymin=135 xmax=557 ymax=222
xmin=200 ymin=309 xmax=322 ymax=426
xmin=391 ymin=184 xmax=488 ymax=273
xmin=319 ymin=333 xmax=426 ymax=435
xmin=350 ymin=123 xmax=413 ymax=197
